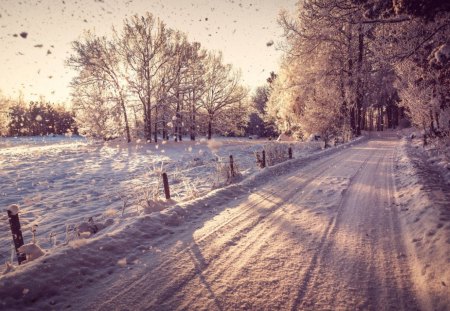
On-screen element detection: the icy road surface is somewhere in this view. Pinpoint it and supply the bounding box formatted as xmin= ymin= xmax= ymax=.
xmin=76 ymin=137 xmax=420 ymax=310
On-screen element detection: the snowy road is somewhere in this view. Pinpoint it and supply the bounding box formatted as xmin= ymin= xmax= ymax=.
xmin=72 ymin=137 xmax=421 ymax=310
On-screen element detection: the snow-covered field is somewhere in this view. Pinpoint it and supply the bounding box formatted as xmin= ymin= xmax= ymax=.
xmin=0 ymin=133 xmax=448 ymax=311
xmin=0 ymin=135 xmax=322 ymax=264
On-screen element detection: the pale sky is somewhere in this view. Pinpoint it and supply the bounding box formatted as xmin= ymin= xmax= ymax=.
xmin=0 ymin=0 xmax=296 ymax=103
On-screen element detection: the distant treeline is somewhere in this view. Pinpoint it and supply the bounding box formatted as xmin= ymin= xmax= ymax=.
xmin=1 ymin=100 xmax=77 ymax=137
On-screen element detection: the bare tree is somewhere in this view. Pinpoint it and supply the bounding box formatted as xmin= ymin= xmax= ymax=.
xmin=201 ymin=52 xmax=248 ymax=139
xmin=67 ymin=13 xmax=250 ymax=142
xmin=119 ymin=13 xmax=172 ymax=142
xmin=72 ymin=80 xmax=122 ymax=140
xmin=168 ymin=32 xmax=190 ymax=142
xmin=177 ymin=41 xmax=207 ymax=141
xmin=0 ymin=90 xmax=12 ymax=136
xmin=68 ymin=31 xmax=131 ymax=142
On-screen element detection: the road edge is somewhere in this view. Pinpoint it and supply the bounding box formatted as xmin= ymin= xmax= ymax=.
xmin=393 ymin=138 xmax=449 ymax=311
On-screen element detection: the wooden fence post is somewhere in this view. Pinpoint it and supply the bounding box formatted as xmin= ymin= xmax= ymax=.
xmin=288 ymin=147 xmax=292 ymax=159
xmin=262 ymin=150 xmax=266 ymax=168
xmin=7 ymin=206 xmax=26 ymax=265
xmin=229 ymin=155 xmax=235 ymax=177
xmin=162 ymin=173 xmax=171 ymax=200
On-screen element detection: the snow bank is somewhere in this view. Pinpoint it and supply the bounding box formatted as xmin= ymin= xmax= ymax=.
xmin=0 ymin=135 xmax=366 ymax=310
xmin=0 ymin=135 xmax=325 ymax=264
xmin=394 ymin=138 xmax=450 ymax=310
xmin=17 ymin=243 xmax=45 ymax=264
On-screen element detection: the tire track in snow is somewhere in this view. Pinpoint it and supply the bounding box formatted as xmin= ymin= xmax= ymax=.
xmin=289 ymin=150 xmax=373 ymax=310
xmin=290 ymin=139 xmax=420 ymax=310
xmin=298 ymin=147 xmax=386 ymax=310
xmin=92 ymin=146 xmax=367 ymax=310
xmin=173 ymin=146 xmax=373 ymax=310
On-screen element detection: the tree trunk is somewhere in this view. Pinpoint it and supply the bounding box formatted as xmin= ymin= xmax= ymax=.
xmin=162 ymin=120 xmax=167 ymax=140
xmin=132 ymin=106 xmax=138 ymax=129
xmin=189 ymin=89 xmax=195 ymax=141
xmin=174 ymin=121 xmax=178 ymax=142
xmin=386 ymin=106 xmax=392 ymax=129
xmin=380 ymin=107 xmax=384 ymax=131
xmin=339 ymin=68 xmax=348 ymax=133
xmin=361 ymin=108 xmax=366 ymax=131
xmin=422 ymin=120 xmax=428 ymax=146
xmin=355 ymin=25 xmax=364 ymax=137
xmin=174 ymin=70 xmax=182 ymax=142
xmin=190 ymin=103 xmax=196 ymax=141
xmin=376 ymin=108 xmax=380 ymax=131
xmin=143 ymin=86 xmax=152 ymax=142
xmin=346 ymin=23 xmax=355 ymax=135
xmin=154 ymin=104 xmax=158 ymax=143
xmin=429 ymin=110 xmax=436 ymax=137
xmin=208 ymin=116 xmax=213 ymax=140
xmin=121 ymin=100 xmax=131 ymax=143
xmin=393 ymin=105 xmax=399 ymax=128
xmin=174 ymin=101 xmax=180 ymax=142
xmin=350 ymin=107 xmax=356 ymax=134
xmin=178 ymin=113 xmax=183 ymax=141
xmin=435 ymin=111 xmax=440 ymax=135
xmin=144 ymin=106 xmax=152 ymax=142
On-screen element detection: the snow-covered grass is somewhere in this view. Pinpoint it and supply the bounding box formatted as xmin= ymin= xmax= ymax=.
xmin=2 ymin=132 xmax=449 ymax=310
xmin=0 ymin=132 xmax=366 ymax=303
xmin=396 ymin=128 xmax=450 ymax=184
xmin=0 ymin=135 xmax=324 ymax=265
xmin=0 ymin=134 xmax=368 ymax=310
xmin=421 ymin=137 xmax=450 ymax=185
xmin=394 ymin=137 xmax=450 ymax=310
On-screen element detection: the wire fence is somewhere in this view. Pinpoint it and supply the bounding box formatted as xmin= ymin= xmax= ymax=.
xmin=1 ymin=144 xmax=302 ymax=264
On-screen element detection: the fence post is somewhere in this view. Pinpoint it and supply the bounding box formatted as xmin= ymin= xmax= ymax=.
xmin=7 ymin=205 xmax=26 ymax=265
xmin=288 ymin=147 xmax=292 ymax=159
xmin=162 ymin=172 xmax=171 ymax=200
xmin=229 ymin=155 xmax=235 ymax=177
xmin=262 ymin=150 xmax=266 ymax=168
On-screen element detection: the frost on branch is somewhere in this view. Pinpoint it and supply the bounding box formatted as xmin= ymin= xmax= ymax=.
xmin=263 ymin=143 xmax=290 ymax=166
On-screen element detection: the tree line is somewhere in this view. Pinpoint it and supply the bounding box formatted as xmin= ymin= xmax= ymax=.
xmin=67 ymin=13 xmax=249 ymax=143
xmin=0 ymin=94 xmax=76 ymax=137
xmin=266 ymin=0 xmax=449 ymax=145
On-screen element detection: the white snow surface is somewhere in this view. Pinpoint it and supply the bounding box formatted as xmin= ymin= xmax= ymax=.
xmin=0 ymin=133 xmax=447 ymax=310
xmin=6 ymin=204 xmax=19 ymax=216
xmin=394 ymin=138 xmax=450 ymax=310
xmin=0 ymin=135 xmax=323 ymax=263
xmin=17 ymin=243 xmax=45 ymax=264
